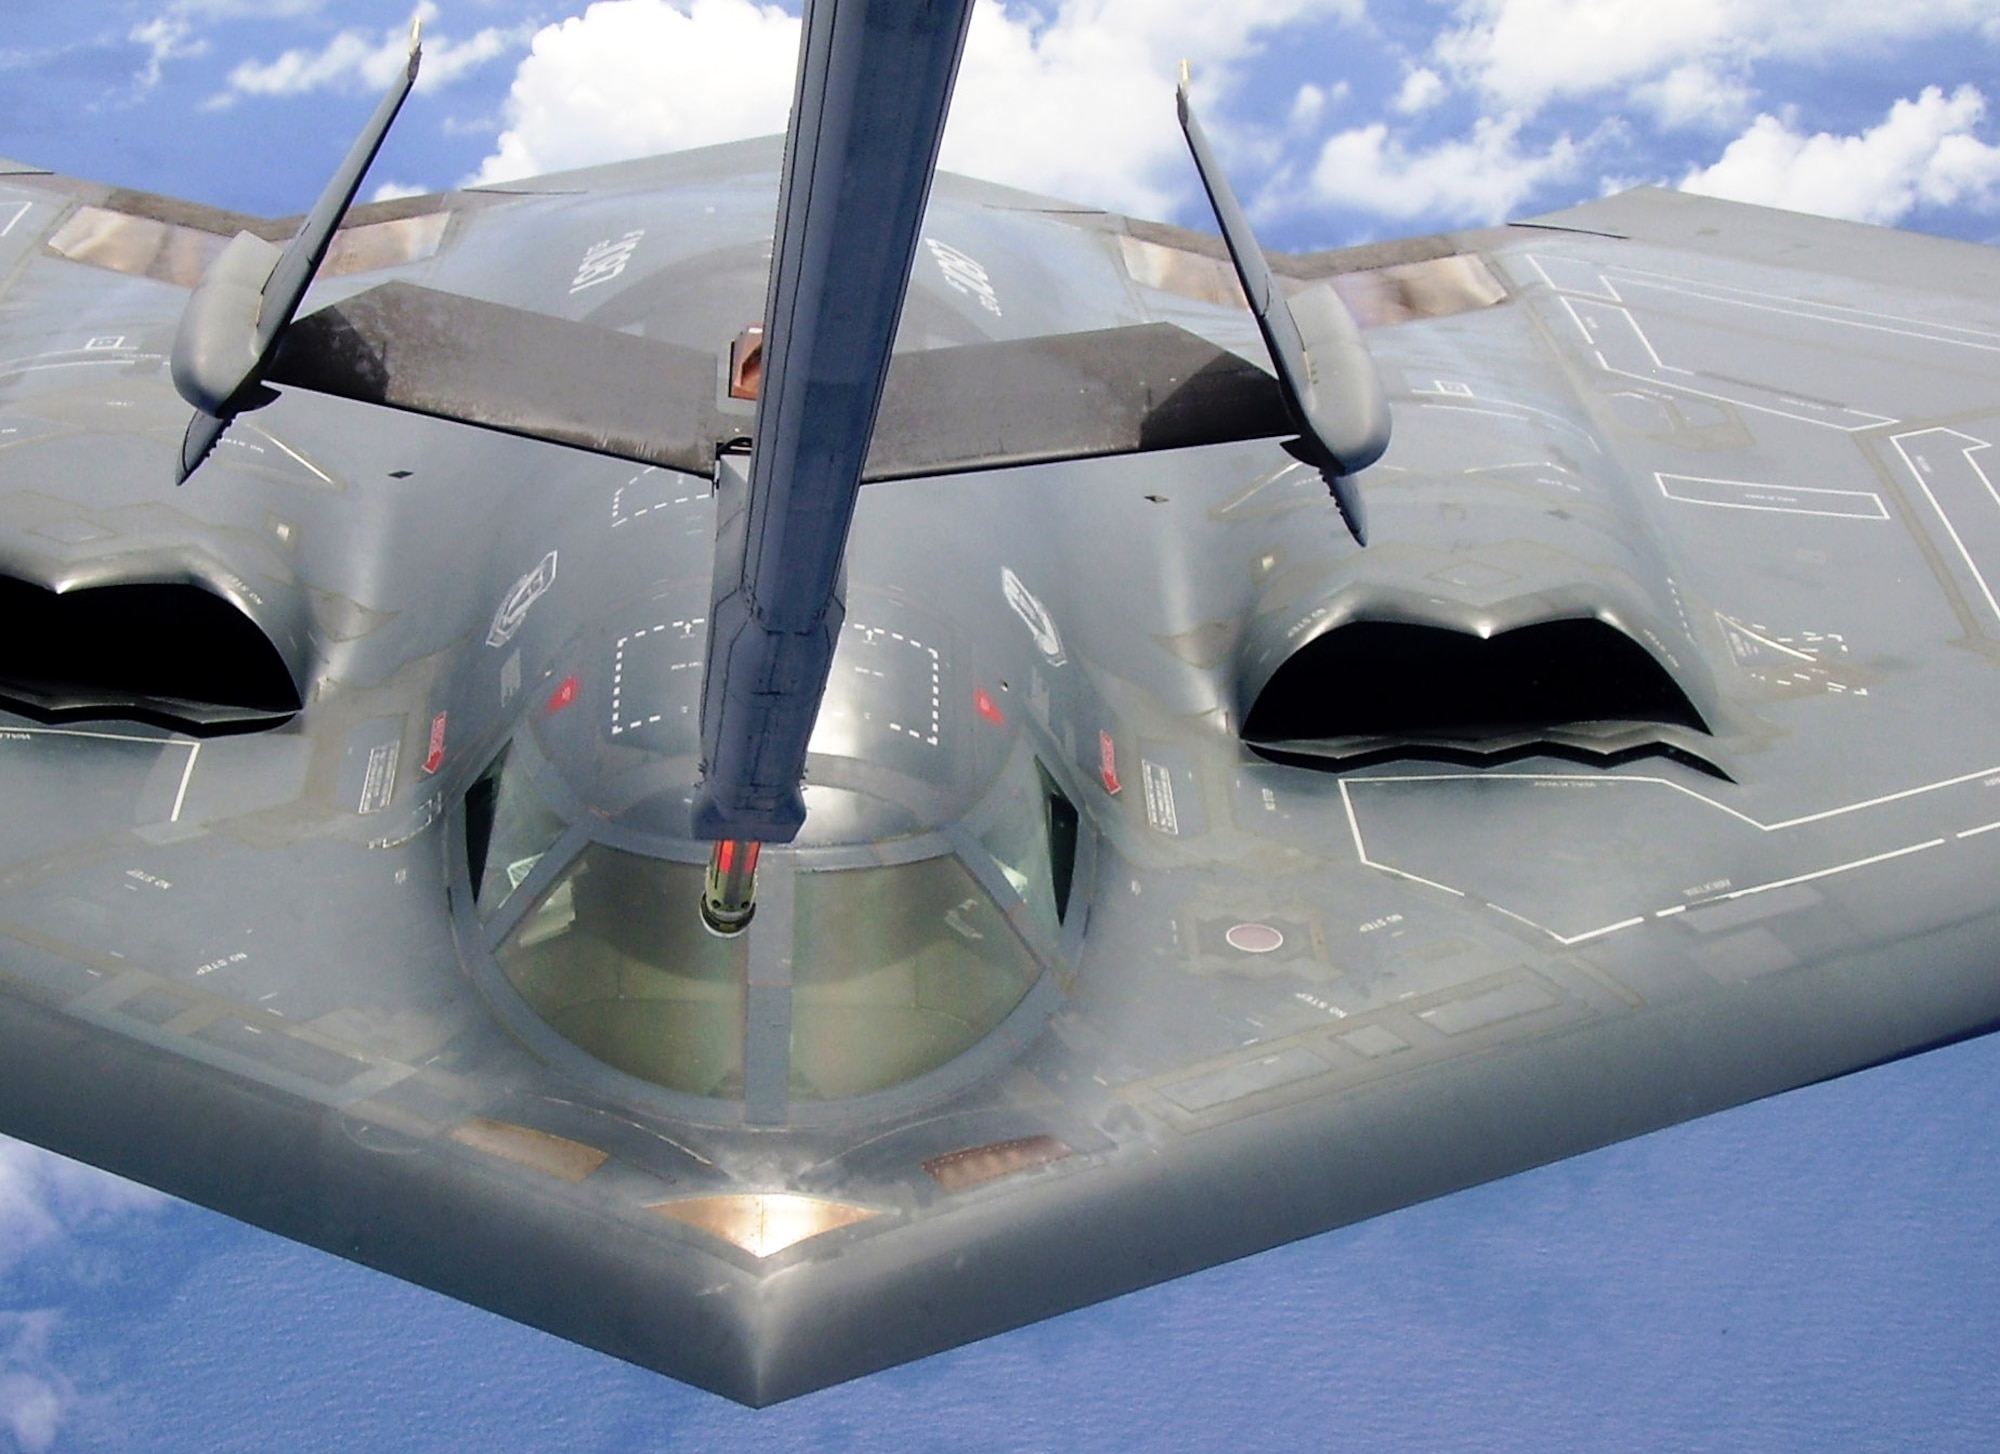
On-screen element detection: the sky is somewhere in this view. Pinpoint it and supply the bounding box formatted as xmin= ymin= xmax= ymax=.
xmin=3 ymin=0 xmax=1999 ymax=249
xmin=3 ymin=1 xmax=2000 ymax=1449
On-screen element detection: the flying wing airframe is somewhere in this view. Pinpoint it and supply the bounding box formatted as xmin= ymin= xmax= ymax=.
xmin=1 ymin=3 xmax=1999 ymax=1406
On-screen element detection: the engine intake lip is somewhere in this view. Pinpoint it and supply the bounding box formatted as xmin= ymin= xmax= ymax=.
xmin=0 ymin=575 xmax=301 ymax=736
xmin=1242 ymin=615 xmax=1721 ymax=777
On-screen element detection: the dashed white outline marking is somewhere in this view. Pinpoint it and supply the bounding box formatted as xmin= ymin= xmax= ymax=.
xmin=1605 ymin=267 xmax=2000 ymax=355
xmin=0 ymin=356 xmax=157 ymax=378
xmin=611 ymin=467 xmax=710 ymax=527
xmin=1350 ymin=765 xmax=2000 ymax=833
xmin=610 ymin=617 xmax=705 ymax=735
xmin=1409 ymin=384 xmax=1606 ymax=448
xmin=1418 ymin=403 xmax=1537 ymax=423
xmin=1695 ymin=840 xmax=1945 ymax=905
xmin=1523 ymin=254 xmax=1624 ymax=302
xmin=1473 ymin=896 xmax=1645 ymax=947
xmin=1716 ymin=614 xmax=1819 ymax=664
xmin=867 ymin=624 xmax=941 ymax=747
xmin=0 ymin=201 xmax=29 ymax=238
xmin=0 ymin=724 xmax=188 ymax=746
xmin=0 ymin=728 xmax=204 ymax=827
xmin=1338 ymin=780 xmax=1465 ymax=898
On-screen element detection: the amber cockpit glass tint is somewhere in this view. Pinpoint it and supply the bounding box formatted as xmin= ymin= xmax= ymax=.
xmin=497 ymin=847 xmax=747 ymax=1099
xmin=789 ymin=855 xmax=1041 ymax=1101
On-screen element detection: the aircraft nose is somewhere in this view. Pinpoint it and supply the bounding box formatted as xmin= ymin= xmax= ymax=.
xmin=456 ymin=583 xmax=1079 ymax=1123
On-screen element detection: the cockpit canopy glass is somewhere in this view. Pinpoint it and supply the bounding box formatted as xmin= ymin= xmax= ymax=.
xmin=789 ymin=854 xmax=1041 ymax=1101
xmin=465 ymin=746 xmax=566 ymax=919
xmin=497 ymin=847 xmax=748 ymax=1098
xmin=481 ymin=759 xmax=1065 ymax=1107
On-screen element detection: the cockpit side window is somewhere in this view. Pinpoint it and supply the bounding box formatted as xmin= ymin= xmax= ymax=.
xmin=466 ymin=745 xmax=568 ymax=918
xmin=1041 ymin=762 xmax=1079 ymax=926
xmin=975 ymin=756 xmax=1080 ymax=943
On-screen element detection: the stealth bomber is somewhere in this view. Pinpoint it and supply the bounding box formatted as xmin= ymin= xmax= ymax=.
xmin=1 ymin=1 xmax=1998 ymax=1405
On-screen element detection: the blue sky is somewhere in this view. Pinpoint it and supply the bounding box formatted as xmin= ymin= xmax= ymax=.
xmin=4 ymin=1 xmax=1999 ymax=245
xmin=3 ymin=2 xmax=2000 ymax=1449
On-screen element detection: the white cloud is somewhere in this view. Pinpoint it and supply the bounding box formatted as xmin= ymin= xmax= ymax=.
xmin=217 ymin=3 xmax=528 ymax=104
xmin=0 ymin=1140 xmax=164 ymax=1273
xmin=1290 ymin=83 xmax=1329 ymax=129
xmin=1681 ymin=84 xmax=2000 ymax=224
xmin=938 ymin=0 xmax=1362 ymax=215
xmin=1633 ymin=62 xmax=1750 ymax=130
xmin=471 ymin=0 xmax=799 ymax=185
xmin=0 ymin=1145 xmax=163 ymax=1454
xmin=1289 ymin=80 xmax=1351 ymax=132
xmin=165 ymin=0 xmax=323 ymax=16
xmin=0 ymin=1368 xmax=63 ymax=1454
xmin=470 ymin=0 xmax=1363 ymax=214
xmin=0 ymin=1313 xmax=72 ymax=1454
xmin=1436 ymin=0 xmax=1998 ymax=116
xmin=1392 ymin=66 xmax=1446 ymax=115
xmin=369 ymin=180 xmax=432 ymax=202
xmin=1310 ymin=113 xmax=1580 ymax=222
xmin=129 ymin=16 xmax=207 ymax=89
xmin=129 ymin=0 xmax=323 ymax=87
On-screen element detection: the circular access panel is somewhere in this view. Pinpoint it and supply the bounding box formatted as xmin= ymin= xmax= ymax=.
xmin=1225 ymin=923 xmax=1286 ymax=954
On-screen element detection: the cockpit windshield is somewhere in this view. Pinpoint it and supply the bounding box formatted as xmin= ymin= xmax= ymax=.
xmin=498 ymin=848 xmax=747 ymax=1098
xmin=482 ymin=760 xmax=1065 ymax=1109
xmin=789 ymin=854 xmax=1040 ymax=1100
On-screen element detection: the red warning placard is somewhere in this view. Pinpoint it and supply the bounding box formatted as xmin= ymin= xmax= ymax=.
xmin=421 ymin=712 xmax=447 ymax=774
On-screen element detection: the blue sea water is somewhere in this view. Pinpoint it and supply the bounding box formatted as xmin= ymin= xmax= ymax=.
xmin=5 ymin=1028 xmax=1999 ymax=1452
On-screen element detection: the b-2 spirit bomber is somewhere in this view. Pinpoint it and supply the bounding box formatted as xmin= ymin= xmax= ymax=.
xmin=1 ymin=0 xmax=1999 ymax=1405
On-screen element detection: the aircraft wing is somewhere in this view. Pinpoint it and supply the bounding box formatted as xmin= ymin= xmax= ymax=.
xmin=3 ymin=112 xmax=2000 ymax=1409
